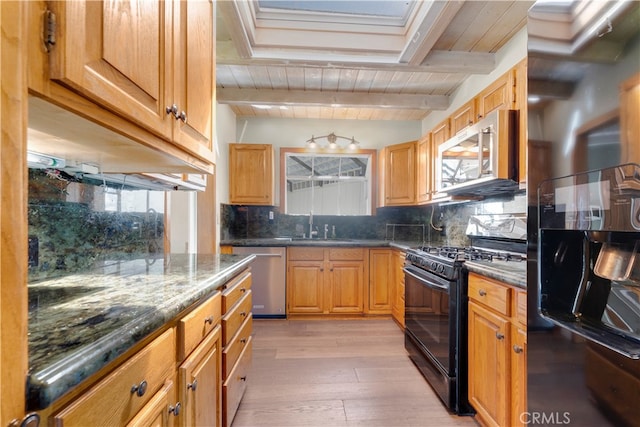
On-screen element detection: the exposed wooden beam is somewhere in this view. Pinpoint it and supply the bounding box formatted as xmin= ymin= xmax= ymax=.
xmin=217 ymin=40 xmax=495 ymax=74
xmin=217 ymin=88 xmax=450 ymax=111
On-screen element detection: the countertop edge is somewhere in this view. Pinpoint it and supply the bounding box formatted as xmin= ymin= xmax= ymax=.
xmin=27 ymin=254 xmax=256 ymax=411
xmin=464 ymin=261 xmax=527 ymax=289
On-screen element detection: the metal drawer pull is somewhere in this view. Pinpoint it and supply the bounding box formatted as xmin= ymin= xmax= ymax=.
xmin=240 ymin=376 xmax=247 ymax=381
xmin=513 ymin=345 xmax=523 ymax=353
xmin=130 ymin=380 xmax=147 ymax=397
xmin=204 ymin=316 xmax=214 ymax=325
xmin=169 ymin=402 xmax=181 ymax=416
xmin=187 ymin=379 xmax=198 ymax=391
xmin=240 ymin=311 xmax=247 ymax=317
xmin=479 ymin=289 xmax=487 ymax=296
xmin=496 ymin=332 xmax=505 ymax=340
xmin=240 ymin=287 xmax=247 ymax=293
xmin=240 ymin=337 xmax=247 ymax=344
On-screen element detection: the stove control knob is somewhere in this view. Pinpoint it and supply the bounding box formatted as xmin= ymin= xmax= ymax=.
xmin=430 ymin=261 xmax=437 ymax=271
xmin=437 ymin=265 xmax=445 ymax=274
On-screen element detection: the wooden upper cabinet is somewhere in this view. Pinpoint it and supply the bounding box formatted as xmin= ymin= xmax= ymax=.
xmin=49 ymin=1 xmax=173 ymax=139
xmin=451 ymin=99 xmax=477 ymax=135
xmin=620 ymin=72 xmax=640 ymax=164
xmin=477 ymin=69 xmax=516 ymax=119
xmin=416 ymin=135 xmax=433 ymax=204
xmin=514 ymin=59 xmax=528 ymax=183
xmin=431 ymin=119 xmax=450 ymax=146
xmin=172 ymin=0 xmax=215 ymax=160
xmin=229 ymin=144 xmax=275 ymax=205
xmin=47 ymin=0 xmax=215 ymax=161
xmin=384 ymin=141 xmax=417 ymax=206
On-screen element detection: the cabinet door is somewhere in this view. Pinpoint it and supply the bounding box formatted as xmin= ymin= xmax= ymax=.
xmin=126 ymin=380 xmax=176 ymax=427
xmin=49 ymin=0 xmax=172 ymax=139
xmin=620 ymin=72 xmax=640 ymax=164
xmin=172 ymin=0 xmax=215 ymax=157
xmin=384 ymin=141 xmax=416 ymax=206
xmin=287 ymin=262 xmax=324 ymax=313
xmin=368 ymin=249 xmax=393 ymax=313
xmin=431 ymin=119 xmax=450 ymax=146
xmin=468 ymin=302 xmax=510 ymax=427
xmin=451 ymin=100 xmax=476 ymax=134
xmin=392 ymin=251 xmax=406 ymax=328
xmin=179 ymin=326 xmax=222 ymax=427
xmin=510 ymin=326 xmax=527 ymax=427
xmin=416 ymin=136 xmax=433 ymax=204
xmin=477 ymin=70 xmax=515 ymax=119
xmin=229 ymin=144 xmax=275 ymax=205
xmin=329 ymin=261 xmax=364 ymax=313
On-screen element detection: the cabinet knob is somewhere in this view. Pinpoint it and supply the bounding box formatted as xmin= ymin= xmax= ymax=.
xmin=496 ymin=332 xmax=505 ymax=340
xmin=240 ymin=311 xmax=247 ymax=317
xmin=478 ymin=289 xmax=487 ymax=296
xmin=240 ymin=376 xmax=247 ymax=381
xmin=169 ymin=402 xmax=181 ymax=416
xmin=513 ymin=345 xmax=523 ymax=353
xmin=240 ymin=287 xmax=247 ymax=293
xmin=187 ymin=379 xmax=198 ymax=391
xmin=240 ymin=337 xmax=247 ymax=344
xmin=177 ymin=110 xmax=188 ymax=123
xmin=130 ymin=380 xmax=148 ymax=397
xmin=204 ymin=316 xmax=214 ymax=325
xmin=165 ymin=104 xmax=178 ymax=116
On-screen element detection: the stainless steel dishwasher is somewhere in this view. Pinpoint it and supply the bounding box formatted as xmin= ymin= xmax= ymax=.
xmin=231 ymin=246 xmax=286 ymax=318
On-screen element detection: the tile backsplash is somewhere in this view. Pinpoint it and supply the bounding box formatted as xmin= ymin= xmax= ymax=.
xmin=220 ymin=192 xmax=526 ymax=246
xmin=28 ymin=169 xmax=165 ymax=282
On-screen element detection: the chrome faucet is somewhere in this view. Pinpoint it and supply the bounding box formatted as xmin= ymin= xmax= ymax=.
xmin=324 ymin=224 xmax=329 ymax=239
xmin=308 ymin=212 xmax=315 ymax=238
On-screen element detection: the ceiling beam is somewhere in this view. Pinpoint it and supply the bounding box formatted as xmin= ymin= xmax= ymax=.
xmin=217 ymin=41 xmax=495 ymax=74
xmin=217 ymin=88 xmax=450 ymax=111
xmin=398 ymin=1 xmax=464 ymax=66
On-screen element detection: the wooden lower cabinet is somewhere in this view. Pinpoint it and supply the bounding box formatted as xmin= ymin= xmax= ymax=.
xmin=52 ymin=328 xmax=178 ymax=427
xmin=221 ymin=272 xmax=253 ymax=427
xmin=287 ymin=247 xmax=366 ymax=315
xmin=391 ymin=249 xmax=406 ymax=328
xmin=367 ymin=249 xmax=393 ymax=314
xmin=178 ymin=326 xmax=222 ymax=427
xmin=467 ymin=273 xmax=527 ymax=427
xmin=126 ymin=380 xmax=177 ymax=427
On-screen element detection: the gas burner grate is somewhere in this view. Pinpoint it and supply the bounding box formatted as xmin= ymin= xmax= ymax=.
xmin=417 ymin=245 xmax=526 ymax=263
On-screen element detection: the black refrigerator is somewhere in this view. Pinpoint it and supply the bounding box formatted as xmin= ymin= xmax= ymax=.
xmin=526 ymin=2 xmax=640 ymax=426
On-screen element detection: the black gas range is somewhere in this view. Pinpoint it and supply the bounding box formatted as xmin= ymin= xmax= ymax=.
xmin=404 ymin=214 xmax=526 ymax=415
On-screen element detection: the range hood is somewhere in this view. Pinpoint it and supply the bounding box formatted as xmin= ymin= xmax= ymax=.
xmin=27 ymin=151 xmax=205 ymax=191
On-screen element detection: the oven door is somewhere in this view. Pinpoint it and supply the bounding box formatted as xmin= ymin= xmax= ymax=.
xmin=404 ymin=265 xmax=455 ymax=375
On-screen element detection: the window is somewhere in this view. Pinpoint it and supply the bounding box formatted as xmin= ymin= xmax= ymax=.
xmin=280 ymin=148 xmax=376 ymax=215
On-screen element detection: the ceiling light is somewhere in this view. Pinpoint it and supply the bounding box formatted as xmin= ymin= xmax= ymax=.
xmin=252 ymin=104 xmax=273 ymax=110
xmin=27 ymin=151 xmax=66 ymax=169
xmin=305 ymin=133 xmax=361 ymax=150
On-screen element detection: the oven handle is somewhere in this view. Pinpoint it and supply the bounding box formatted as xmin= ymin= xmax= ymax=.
xmin=403 ymin=267 xmax=450 ymax=292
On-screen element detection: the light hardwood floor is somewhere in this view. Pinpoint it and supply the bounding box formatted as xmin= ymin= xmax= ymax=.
xmin=232 ymin=319 xmax=478 ymax=427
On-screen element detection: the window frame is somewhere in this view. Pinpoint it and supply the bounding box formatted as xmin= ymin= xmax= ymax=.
xmin=279 ymin=147 xmax=378 ymax=215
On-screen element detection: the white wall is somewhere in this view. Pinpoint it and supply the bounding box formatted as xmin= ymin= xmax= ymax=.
xmin=216 ymin=103 xmax=238 ymax=205
xmin=421 ymin=27 xmax=528 ymax=132
xmin=169 ymin=191 xmax=197 ymax=253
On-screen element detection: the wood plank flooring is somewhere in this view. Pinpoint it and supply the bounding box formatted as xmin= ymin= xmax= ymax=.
xmin=232 ymin=319 xmax=478 ymax=427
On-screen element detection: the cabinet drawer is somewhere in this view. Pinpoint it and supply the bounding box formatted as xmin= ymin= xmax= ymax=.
xmin=329 ymin=247 xmax=364 ymax=261
xmin=222 ymin=271 xmax=252 ymax=313
xmin=288 ymin=247 xmax=324 ymax=261
xmin=178 ymin=291 xmax=221 ymax=361
xmin=468 ymin=274 xmax=511 ymax=316
xmin=223 ymin=337 xmax=253 ymax=427
xmin=53 ymin=328 xmax=176 ymax=427
xmin=223 ymin=314 xmax=253 ymax=378
xmin=222 ymin=291 xmax=252 ymax=347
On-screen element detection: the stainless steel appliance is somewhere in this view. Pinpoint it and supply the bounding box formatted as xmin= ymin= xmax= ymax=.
xmin=403 ymin=214 xmax=526 ymax=415
xmin=231 ymin=246 xmax=286 ymax=318
xmin=527 ymin=2 xmax=640 ymax=424
xmin=435 ymin=109 xmax=519 ymax=197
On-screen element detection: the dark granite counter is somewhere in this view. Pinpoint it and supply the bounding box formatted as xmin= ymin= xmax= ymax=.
xmin=221 ymin=238 xmax=422 ymax=250
xmin=27 ymin=253 xmax=255 ymax=411
xmin=464 ymin=259 xmax=526 ymax=288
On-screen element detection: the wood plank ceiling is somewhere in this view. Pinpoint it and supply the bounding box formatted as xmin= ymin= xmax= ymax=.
xmin=216 ymin=1 xmax=534 ymax=121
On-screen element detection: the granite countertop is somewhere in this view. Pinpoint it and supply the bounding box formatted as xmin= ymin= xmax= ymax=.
xmin=464 ymin=259 xmax=527 ymax=288
xmin=27 ymin=253 xmax=255 ymax=411
xmin=221 ymin=238 xmax=420 ymax=250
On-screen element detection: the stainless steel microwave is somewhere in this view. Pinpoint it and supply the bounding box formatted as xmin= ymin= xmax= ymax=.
xmin=435 ymin=109 xmax=519 ymax=197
